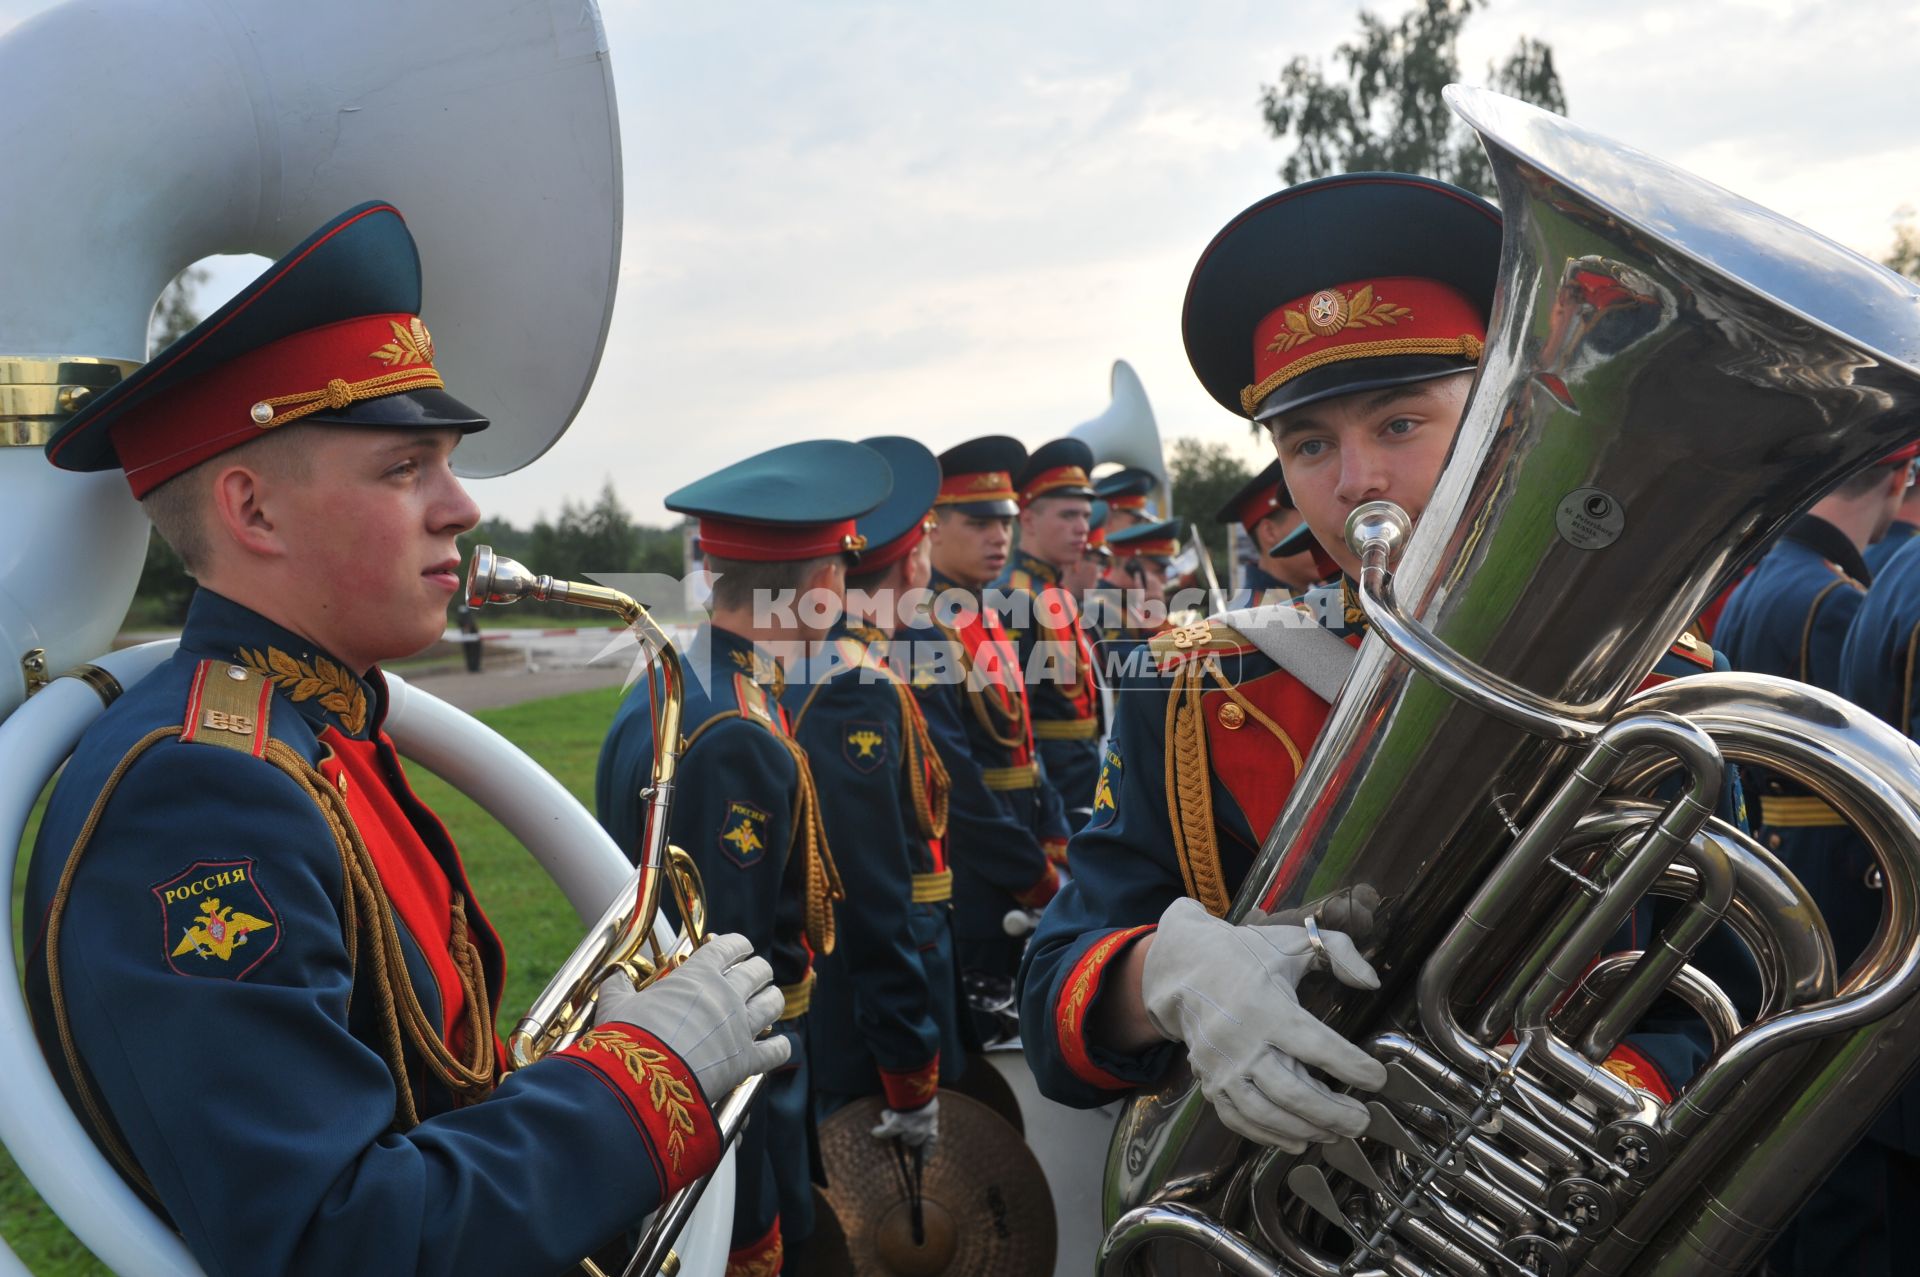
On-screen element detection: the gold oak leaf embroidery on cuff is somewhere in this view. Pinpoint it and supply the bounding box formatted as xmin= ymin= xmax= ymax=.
xmin=578 ymin=1028 xmax=698 ymax=1173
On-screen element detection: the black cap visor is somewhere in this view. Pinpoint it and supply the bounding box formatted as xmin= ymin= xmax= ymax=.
xmin=1253 ymin=354 xmax=1474 ymax=424
xmin=299 ymin=385 xmax=490 ymax=433
xmin=945 ymin=498 xmax=1020 ymax=518
xmin=1268 ymin=521 xmax=1319 ymax=557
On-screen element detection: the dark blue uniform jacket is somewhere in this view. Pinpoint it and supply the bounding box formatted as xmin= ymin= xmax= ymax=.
xmin=993 ymin=550 xmax=1104 ymax=820
xmin=594 ymin=621 xmax=829 ymax=1258
xmin=783 ymin=623 xmax=963 ymax=1110
xmin=1839 ymin=532 xmax=1920 ymax=1156
xmin=900 ymin=571 xmax=1067 ymax=982
xmin=1019 ymin=594 xmax=1742 ymax=1112
xmin=23 ymin=590 xmax=721 ymax=1277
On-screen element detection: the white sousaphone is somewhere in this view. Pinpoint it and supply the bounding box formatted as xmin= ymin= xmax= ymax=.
xmin=0 ymin=3 xmax=735 ymax=1274
xmin=1070 ymin=358 xmax=1171 ymax=517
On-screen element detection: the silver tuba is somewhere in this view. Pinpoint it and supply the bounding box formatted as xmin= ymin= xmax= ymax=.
xmin=1100 ymin=87 xmax=1920 ymax=1277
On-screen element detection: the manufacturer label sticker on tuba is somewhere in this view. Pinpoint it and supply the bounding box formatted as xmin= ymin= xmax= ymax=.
xmin=1556 ymin=487 xmax=1626 ymax=550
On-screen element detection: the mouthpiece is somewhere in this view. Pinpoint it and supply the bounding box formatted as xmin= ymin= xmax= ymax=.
xmin=465 ymin=545 xmax=544 ymax=608
xmin=1346 ymin=501 xmax=1412 ymax=565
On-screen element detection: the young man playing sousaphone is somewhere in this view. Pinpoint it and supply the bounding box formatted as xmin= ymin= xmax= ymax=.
xmin=596 ymin=438 xmax=891 ymax=1276
xmin=22 ymin=203 xmax=788 ymax=1276
xmin=781 ymin=435 xmax=963 ymax=1145
xmin=1017 ymin=174 xmax=1731 ymax=1148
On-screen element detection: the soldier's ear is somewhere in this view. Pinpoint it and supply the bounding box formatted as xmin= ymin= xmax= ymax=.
xmin=207 ymin=461 xmax=287 ymax=562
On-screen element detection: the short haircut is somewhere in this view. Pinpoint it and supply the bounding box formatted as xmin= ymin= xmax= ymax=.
xmin=139 ymin=424 xmax=313 ymax=575
xmin=706 ymin=553 xmax=839 ymax=612
xmin=846 ymin=557 xmax=903 ymax=596
xmin=1840 ymin=463 xmax=1901 ymax=497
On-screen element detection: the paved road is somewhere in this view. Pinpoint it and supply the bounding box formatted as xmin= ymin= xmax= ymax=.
xmin=123 ymin=627 xmax=643 ymax=715
xmin=401 ymin=660 xmax=629 ymax=713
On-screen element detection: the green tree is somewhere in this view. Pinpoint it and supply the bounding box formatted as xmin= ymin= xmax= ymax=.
xmin=1888 ymin=207 xmax=1920 ymax=281
xmin=531 ymin=481 xmax=641 ymax=575
xmin=1169 ymin=437 xmax=1254 ymax=568
xmin=148 ymin=265 xmax=210 ymax=353
xmin=1260 ymin=0 xmax=1567 ymax=199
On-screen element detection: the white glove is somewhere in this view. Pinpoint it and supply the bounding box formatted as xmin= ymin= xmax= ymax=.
xmin=871 ymin=1097 xmax=940 ymax=1150
xmin=593 ymin=932 xmax=791 ymax=1102
xmin=1254 ymin=884 xmax=1382 ymax=942
xmin=1140 ymin=897 xmax=1388 ymax=1152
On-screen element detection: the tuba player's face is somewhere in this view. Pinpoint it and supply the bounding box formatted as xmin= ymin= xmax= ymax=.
xmin=275 ymin=426 xmax=482 ymax=671
xmin=1269 ymin=372 xmax=1471 ymax=581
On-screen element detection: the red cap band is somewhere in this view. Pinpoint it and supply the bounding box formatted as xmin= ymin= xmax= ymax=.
xmin=111 ymin=313 xmax=442 ymax=498
xmin=852 ymin=513 xmax=932 ymax=574
xmin=1115 ymin=536 xmax=1177 ymax=559
xmin=937 ymin=470 xmax=1016 ymax=506
xmin=1235 ymin=483 xmax=1285 ymax=534
xmin=1105 ymin=492 xmax=1149 ymax=512
xmin=1019 ymin=465 xmax=1092 ymax=507
xmin=698 ymin=515 xmax=866 ymax=563
xmin=1241 ymin=276 xmax=1485 ymax=416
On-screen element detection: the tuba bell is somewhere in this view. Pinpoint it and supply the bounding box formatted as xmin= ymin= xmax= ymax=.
xmin=1101 ymin=87 xmax=1920 ymax=1276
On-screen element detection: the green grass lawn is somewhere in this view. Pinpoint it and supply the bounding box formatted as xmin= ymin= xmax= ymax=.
xmin=2 ymin=685 xmax=625 ymax=1274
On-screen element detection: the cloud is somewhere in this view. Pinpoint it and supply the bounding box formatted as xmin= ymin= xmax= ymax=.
xmin=6 ymin=0 xmax=1916 ymax=534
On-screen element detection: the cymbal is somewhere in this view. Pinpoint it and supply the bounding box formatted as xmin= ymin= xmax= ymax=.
xmin=790 ymin=1185 xmax=853 ymax=1277
xmin=818 ymin=1091 xmax=1056 ymax=1276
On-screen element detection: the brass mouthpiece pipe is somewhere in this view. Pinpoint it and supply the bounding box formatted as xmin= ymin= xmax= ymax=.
xmin=464 ymin=546 xmax=695 ymax=1068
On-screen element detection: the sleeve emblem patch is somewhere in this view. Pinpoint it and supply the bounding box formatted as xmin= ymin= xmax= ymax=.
xmin=720 ymin=801 xmax=770 ymax=867
xmin=152 ymin=858 xmax=280 ymax=980
xmin=844 ymin=721 xmax=888 ymax=773
xmin=1091 ymin=746 xmax=1122 ymax=829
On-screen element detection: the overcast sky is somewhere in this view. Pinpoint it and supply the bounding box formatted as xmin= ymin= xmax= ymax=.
xmin=7 ymin=0 xmax=1918 ymax=528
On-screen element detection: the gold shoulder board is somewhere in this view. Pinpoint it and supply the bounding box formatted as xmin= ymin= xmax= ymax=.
xmin=1151 ymin=620 xmax=1255 ymax=670
xmin=179 ymin=660 xmax=272 ymax=758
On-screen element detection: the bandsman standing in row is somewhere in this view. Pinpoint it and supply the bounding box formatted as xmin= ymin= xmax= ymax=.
xmin=904 ymin=436 xmax=1065 ymax=1026
xmin=22 ymin=203 xmax=787 ymax=1277
xmin=597 ymin=440 xmax=890 ymax=1276
xmin=1106 ymin=517 xmax=1182 ymax=640
xmin=1865 ymin=469 xmax=1920 ymax=575
xmin=1833 ymin=525 xmax=1920 ymax=1277
xmin=1750 ymin=449 xmax=1920 ymax=1276
xmin=1094 ymin=466 xmax=1158 ymax=537
xmin=783 ymin=435 xmax=960 ymax=1154
xmin=1714 ymin=449 xmax=1912 ymax=1039
xmin=1215 ymin=459 xmax=1327 ymax=604
xmin=995 ymin=438 xmax=1104 ymax=822
xmin=1018 ymin=174 xmax=1733 ymax=1144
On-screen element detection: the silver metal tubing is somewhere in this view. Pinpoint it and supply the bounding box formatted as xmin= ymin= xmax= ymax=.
xmin=1628 ymin=675 xmax=1920 ymax=1128
xmin=1372 ymin=1034 xmax=1592 ymax=1173
xmin=1418 ymin=715 xmax=1723 ymax=1116
xmin=1347 ymin=501 xmax=1608 ymax=744
xmin=621 ymin=1075 xmax=763 ymax=1277
xmin=1575 ymin=955 xmax=1741 ymax=1056
xmin=1096 ymin=1204 xmax=1288 ymax=1277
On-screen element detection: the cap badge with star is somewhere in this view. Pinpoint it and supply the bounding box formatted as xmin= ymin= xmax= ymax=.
xmin=47 ymin=201 xmax=487 ymax=497
xmin=1183 ymin=173 xmax=1502 ymax=425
